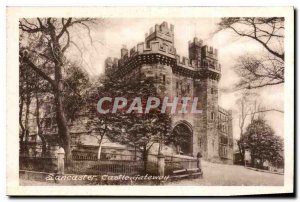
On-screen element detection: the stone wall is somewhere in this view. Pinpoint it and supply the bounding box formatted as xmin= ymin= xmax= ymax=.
xmin=104 ymin=21 xmax=233 ymax=164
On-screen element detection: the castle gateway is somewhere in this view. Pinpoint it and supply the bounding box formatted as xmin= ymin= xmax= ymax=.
xmin=105 ymin=22 xmax=233 ymax=164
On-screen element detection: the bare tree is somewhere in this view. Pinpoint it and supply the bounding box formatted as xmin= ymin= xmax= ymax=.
xmin=236 ymin=90 xmax=253 ymax=162
xmin=236 ymin=91 xmax=264 ymax=161
xmin=19 ymin=18 xmax=99 ymax=164
xmin=249 ymin=99 xmax=264 ymax=122
xmin=217 ymin=17 xmax=284 ymax=89
xmin=235 ymin=54 xmax=284 ymax=89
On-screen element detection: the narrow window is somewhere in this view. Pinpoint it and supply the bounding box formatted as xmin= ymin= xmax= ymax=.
xmin=211 ymin=112 xmax=214 ymax=120
xmin=176 ymin=81 xmax=179 ymax=89
xmin=162 ymin=75 xmax=166 ymax=84
xmin=187 ymin=84 xmax=190 ymax=93
xmin=211 ymin=88 xmax=214 ymax=94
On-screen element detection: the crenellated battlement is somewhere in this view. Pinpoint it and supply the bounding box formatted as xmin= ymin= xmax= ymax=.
xmin=201 ymin=45 xmax=218 ymax=60
xmin=137 ymin=41 xmax=176 ymax=56
xmin=115 ymin=40 xmax=176 ymax=68
xmin=188 ymin=37 xmax=203 ymax=48
xmin=145 ymin=21 xmax=174 ymax=45
xmin=104 ymin=57 xmax=119 ymax=73
xmin=104 ymin=22 xmax=221 ymax=78
xmin=106 ymin=41 xmax=221 ymax=74
xmin=176 ymin=55 xmax=197 ymax=69
xmin=105 ymin=57 xmax=119 ymax=65
xmin=145 ymin=21 xmax=174 ymax=39
xmin=111 ymin=40 xmax=199 ymax=71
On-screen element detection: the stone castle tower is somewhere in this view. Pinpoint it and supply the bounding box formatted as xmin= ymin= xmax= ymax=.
xmin=105 ymin=22 xmax=233 ymax=164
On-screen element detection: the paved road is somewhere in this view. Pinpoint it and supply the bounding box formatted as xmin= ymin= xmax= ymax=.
xmin=166 ymin=160 xmax=284 ymax=186
xmin=20 ymin=161 xmax=284 ymax=186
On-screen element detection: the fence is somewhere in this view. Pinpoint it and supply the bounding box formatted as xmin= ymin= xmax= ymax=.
xmin=19 ymin=156 xmax=58 ymax=173
xmin=71 ymin=151 xmax=142 ymax=161
xmin=65 ymin=160 xmax=144 ymax=175
xmin=20 ymin=150 xmax=200 ymax=177
xmin=69 ymin=152 xmax=143 ymax=175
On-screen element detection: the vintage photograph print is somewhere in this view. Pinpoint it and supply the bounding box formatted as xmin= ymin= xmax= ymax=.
xmin=6 ymin=7 xmax=294 ymax=196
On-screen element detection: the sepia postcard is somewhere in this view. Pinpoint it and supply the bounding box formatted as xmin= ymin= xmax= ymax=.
xmin=6 ymin=7 xmax=294 ymax=196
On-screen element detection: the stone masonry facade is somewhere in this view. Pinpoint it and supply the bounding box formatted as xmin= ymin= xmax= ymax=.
xmin=105 ymin=22 xmax=233 ymax=164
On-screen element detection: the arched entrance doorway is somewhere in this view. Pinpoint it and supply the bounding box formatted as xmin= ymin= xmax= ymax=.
xmin=172 ymin=121 xmax=193 ymax=156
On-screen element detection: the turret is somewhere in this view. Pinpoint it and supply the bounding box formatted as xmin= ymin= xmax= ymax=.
xmin=188 ymin=37 xmax=203 ymax=69
xmin=201 ymin=45 xmax=218 ymax=61
xmin=201 ymin=45 xmax=221 ymax=73
xmin=145 ymin=21 xmax=175 ymax=48
xmin=104 ymin=57 xmax=114 ymax=75
xmin=121 ymin=45 xmax=128 ymax=58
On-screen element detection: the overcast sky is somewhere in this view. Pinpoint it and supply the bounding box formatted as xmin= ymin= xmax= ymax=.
xmin=68 ymin=18 xmax=284 ymax=139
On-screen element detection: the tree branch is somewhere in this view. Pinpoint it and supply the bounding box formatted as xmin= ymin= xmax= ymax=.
xmin=21 ymin=55 xmax=56 ymax=89
xmin=229 ymin=26 xmax=284 ymax=61
xmin=57 ymin=18 xmax=72 ymax=39
xmin=62 ymin=29 xmax=70 ymax=53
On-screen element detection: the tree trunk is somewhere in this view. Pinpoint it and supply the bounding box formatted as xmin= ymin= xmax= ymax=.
xmin=97 ymin=141 xmax=102 ymax=160
xmin=48 ymin=24 xmax=72 ymax=165
xmin=35 ymin=92 xmax=47 ymax=157
xmin=251 ymin=155 xmax=255 ymax=167
xmin=142 ymin=146 xmax=148 ymax=174
xmin=237 ymin=128 xmax=245 ymax=164
xmin=23 ymin=94 xmax=31 ymax=156
xmin=24 ymin=129 xmax=29 ymax=156
xmin=39 ymin=134 xmax=47 ymax=157
xmin=19 ymin=95 xmax=25 ymax=155
xmin=134 ymin=146 xmax=137 ymax=161
xmin=259 ymin=158 xmax=264 ymax=169
xmin=52 ymin=37 xmax=71 ymax=164
xmin=19 ymin=132 xmax=25 ymax=155
xmin=55 ymin=80 xmax=71 ymax=165
xmin=237 ymin=141 xmax=245 ymax=164
xmin=158 ymin=140 xmax=162 ymax=154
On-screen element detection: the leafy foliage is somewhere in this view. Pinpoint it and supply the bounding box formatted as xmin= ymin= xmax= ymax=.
xmin=242 ymin=119 xmax=284 ymax=166
xmin=86 ymin=75 xmax=173 ymax=171
xmin=63 ymin=63 xmax=91 ymax=122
